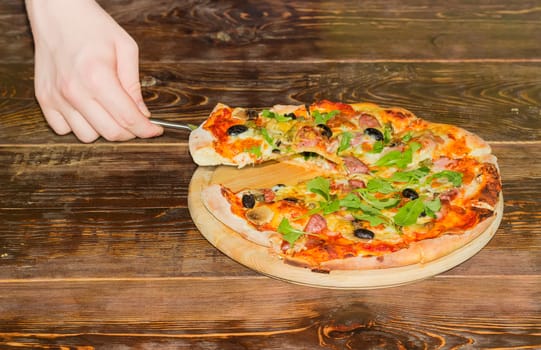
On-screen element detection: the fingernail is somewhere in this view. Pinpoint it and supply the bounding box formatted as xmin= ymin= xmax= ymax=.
xmin=138 ymin=101 xmax=151 ymax=117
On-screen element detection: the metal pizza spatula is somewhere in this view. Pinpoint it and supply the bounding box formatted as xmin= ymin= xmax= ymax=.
xmin=150 ymin=118 xmax=193 ymax=131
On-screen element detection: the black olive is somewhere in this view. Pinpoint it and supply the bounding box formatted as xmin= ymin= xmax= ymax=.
xmin=283 ymin=197 xmax=299 ymax=203
xmin=272 ymin=184 xmax=286 ymax=191
xmin=317 ymin=124 xmax=333 ymax=138
xmin=241 ymin=193 xmax=256 ymax=208
xmin=402 ymin=188 xmax=419 ymax=200
xmin=364 ymin=128 xmax=384 ymax=141
xmin=246 ymin=109 xmax=258 ymax=120
xmin=227 ymin=124 xmax=249 ymax=136
xmin=272 ymin=149 xmax=281 ymax=154
xmin=285 ymin=112 xmax=297 ymax=120
xmin=354 ymin=228 xmax=375 ymax=240
xmin=275 ymin=140 xmax=282 ymax=147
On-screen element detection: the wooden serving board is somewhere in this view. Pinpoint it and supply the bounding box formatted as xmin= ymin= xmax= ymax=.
xmin=188 ymin=163 xmax=503 ymax=289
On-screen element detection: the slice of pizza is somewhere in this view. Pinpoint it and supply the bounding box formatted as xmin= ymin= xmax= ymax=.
xmin=189 ymin=100 xmax=399 ymax=169
xmin=188 ymin=102 xmax=319 ymax=167
xmin=189 ymin=100 xmax=494 ymax=174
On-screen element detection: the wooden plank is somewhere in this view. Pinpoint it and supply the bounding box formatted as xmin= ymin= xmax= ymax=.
xmin=0 ymin=278 xmax=539 ymax=348
xmin=2 ymin=1 xmax=541 ymax=63
xmin=0 ymin=204 xmax=539 ymax=279
xmin=0 ymin=144 xmax=539 ymax=280
xmin=2 ymin=143 xmax=540 ymax=208
xmin=1 ymin=61 xmax=541 ymax=144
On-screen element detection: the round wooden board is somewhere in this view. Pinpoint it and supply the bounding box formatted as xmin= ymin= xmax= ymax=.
xmin=188 ymin=166 xmax=504 ymax=289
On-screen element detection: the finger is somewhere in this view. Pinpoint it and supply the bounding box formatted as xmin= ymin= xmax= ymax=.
xmin=62 ymin=107 xmax=101 ymax=143
xmin=92 ymin=67 xmax=163 ymax=139
xmin=39 ymin=90 xmax=101 ymax=142
xmin=40 ymin=107 xmax=72 ymax=136
xmin=66 ymin=96 xmax=136 ymax=142
xmin=115 ymin=37 xmax=150 ymax=117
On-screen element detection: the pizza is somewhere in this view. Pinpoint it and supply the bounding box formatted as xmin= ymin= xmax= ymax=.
xmin=189 ymin=100 xmax=503 ymax=271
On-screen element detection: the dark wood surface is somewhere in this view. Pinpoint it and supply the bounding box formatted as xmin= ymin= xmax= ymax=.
xmin=1 ymin=0 xmax=540 ymax=348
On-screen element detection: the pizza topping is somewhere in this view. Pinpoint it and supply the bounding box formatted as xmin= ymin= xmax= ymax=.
xmin=285 ymin=112 xmax=297 ymax=120
xmin=364 ymin=128 xmax=384 ymax=141
xmin=343 ymin=156 xmax=369 ymax=174
xmin=305 ymin=214 xmax=327 ymax=234
xmin=358 ymin=113 xmax=381 ymax=129
xmin=262 ymin=188 xmax=276 ymax=202
xmin=348 ymin=179 xmax=366 ymax=189
xmin=247 ymin=109 xmax=258 ymax=120
xmin=261 ymin=109 xmax=295 ymax=122
xmin=402 ymin=188 xmax=419 ymax=200
xmin=278 ymin=218 xmax=306 ymax=245
xmin=241 ymin=193 xmax=256 ymax=208
xmin=375 ymin=141 xmax=421 ymax=169
xmin=429 ymin=170 xmax=463 ymax=187
xmin=353 ymin=228 xmax=375 ymax=240
xmin=316 ymin=124 xmax=333 ymax=138
xmin=246 ymin=206 xmax=274 ymax=226
xmin=226 ymin=124 xmax=249 ymax=136
xmin=313 ymin=110 xmax=340 ymax=125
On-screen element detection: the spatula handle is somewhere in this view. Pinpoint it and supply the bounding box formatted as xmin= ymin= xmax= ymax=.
xmin=150 ymin=118 xmax=192 ymax=131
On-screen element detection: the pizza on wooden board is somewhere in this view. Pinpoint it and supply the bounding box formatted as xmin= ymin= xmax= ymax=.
xmin=189 ymin=100 xmax=502 ymax=271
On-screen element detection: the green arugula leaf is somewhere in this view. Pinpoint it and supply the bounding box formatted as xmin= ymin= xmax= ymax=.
xmin=246 ymin=146 xmax=262 ymax=158
xmin=357 ymin=189 xmax=400 ymax=209
xmin=375 ymin=141 xmax=422 ymax=169
xmin=261 ymin=109 xmax=293 ymax=122
xmin=393 ymin=198 xmax=425 ymax=226
xmin=394 ymin=197 xmax=443 ymax=226
xmin=321 ymin=199 xmax=341 ymax=215
xmin=366 ymin=178 xmax=396 ymax=194
xmin=306 ymin=177 xmax=331 ymax=201
xmin=353 ymin=202 xmax=388 ymax=226
xmin=390 ymin=166 xmax=430 ymax=184
xmin=260 ymin=127 xmax=274 ymax=145
xmin=429 ymin=170 xmax=463 ymax=187
xmin=353 ymin=213 xmax=387 ymax=227
xmin=374 ymin=149 xmax=402 ymax=167
xmin=313 ymin=110 xmax=339 ymax=125
xmin=302 ymin=151 xmax=318 ymax=160
xmin=383 ymin=125 xmax=393 ymax=144
xmin=370 ymin=140 xmax=384 ymax=154
xmin=424 ymin=198 xmax=442 ymax=218
xmin=402 ymin=132 xmax=413 ymax=142
xmin=339 ymin=193 xmax=363 ymax=209
xmin=277 ymin=218 xmax=305 ymax=244
xmin=338 ymin=132 xmax=353 ymax=153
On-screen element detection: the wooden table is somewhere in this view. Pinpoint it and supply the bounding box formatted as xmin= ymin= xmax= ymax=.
xmin=1 ymin=1 xmax=540 ymax=348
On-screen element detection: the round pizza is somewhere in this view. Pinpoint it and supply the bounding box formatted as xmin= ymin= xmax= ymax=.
xmin=189 ymin=100 xmax=503 ymax=271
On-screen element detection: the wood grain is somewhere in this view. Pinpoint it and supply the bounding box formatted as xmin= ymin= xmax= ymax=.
xmin=2 ymin=0 xmax=541 ymax=63
xmin=1 ymin=0 xmax=540 ymax=347
xmin=2 ymin=61 xmax=541 ymax=144
xmin=0 ymin=278 xmax=540 ymax=348
xmin=1 ymin=144 xmax=540 ymax=281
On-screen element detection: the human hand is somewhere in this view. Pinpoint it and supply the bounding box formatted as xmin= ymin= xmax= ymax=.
xmin=25 ymin=0 xmax=163 ymax=142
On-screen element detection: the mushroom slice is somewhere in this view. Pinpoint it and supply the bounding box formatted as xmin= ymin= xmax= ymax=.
xmin=246 ymin=206 xmax=274 ymax=226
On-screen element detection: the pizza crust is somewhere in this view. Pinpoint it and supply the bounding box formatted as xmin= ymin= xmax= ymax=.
xmin=318 ymin=206 xmax=500 ymax=271
xmin=201 ymin=184 xmax=274 ymax=247
xmin=189 ymin=126 xmax=237 ymax=166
